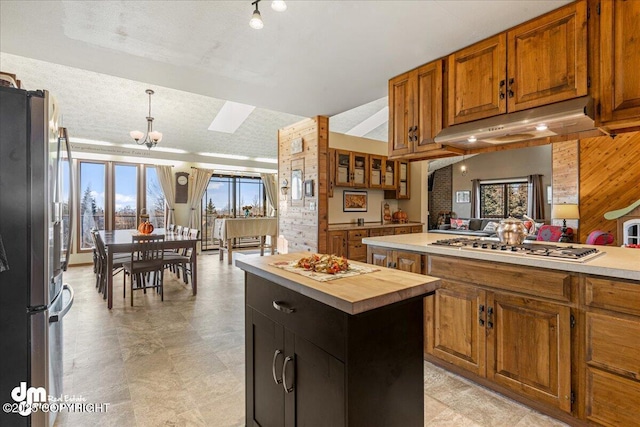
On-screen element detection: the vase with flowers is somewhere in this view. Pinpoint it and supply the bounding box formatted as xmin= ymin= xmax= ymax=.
xmin=242 ymin=205 xmax=252 ymax=217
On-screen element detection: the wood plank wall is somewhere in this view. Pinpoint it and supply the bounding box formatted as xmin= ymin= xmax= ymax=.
xmin=579 ymin=131 xmax=640 ymax=245
xmin=278 ymin=116 xmax=329 ymax=254
xmin=552 ymin=141 xmax=580 ymax=238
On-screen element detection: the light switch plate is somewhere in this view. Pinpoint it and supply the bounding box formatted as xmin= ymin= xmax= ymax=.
xmin=309 ymin=201 xmax=316 ymax=211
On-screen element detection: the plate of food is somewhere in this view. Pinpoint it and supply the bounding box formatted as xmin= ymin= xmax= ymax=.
xmin=271 ymin=254 xmax=377 ymax=282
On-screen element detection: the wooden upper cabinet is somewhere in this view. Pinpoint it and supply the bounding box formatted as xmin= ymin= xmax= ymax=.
xmin=447 ymin=34 xmax=507 ymax=126
xmin=389 ymin=59 xmax=444 ymax=158
xmin=415 ymin=60 xmax=444 ymax=151
xmin=507 ymin=0 xmax=587 ymax=112
xmin=447 ymin=0 xmax=587 ymax=125
xmin=389 ymin=70 xmax=416 ymax=157
xmin=598 ymin=0 xmax=640 ymax=129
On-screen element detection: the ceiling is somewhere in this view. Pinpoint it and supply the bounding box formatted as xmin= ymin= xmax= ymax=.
xmin=0 ymin=1 xmax=570 ymax=162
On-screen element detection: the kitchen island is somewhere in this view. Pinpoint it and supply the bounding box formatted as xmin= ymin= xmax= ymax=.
xmin=363 ymin=232 xmax=640 ymax=427
xmin=235 ymin=253 xmax=440 ymax=427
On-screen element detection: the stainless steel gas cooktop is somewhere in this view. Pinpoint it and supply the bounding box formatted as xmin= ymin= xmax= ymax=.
xmin=430 ymin=238 xmax=604 ymax=263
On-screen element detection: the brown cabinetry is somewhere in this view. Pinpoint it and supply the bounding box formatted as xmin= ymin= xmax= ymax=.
xmin=447 ymin=1 xmax=587 ymax=125
xmin=367 ymin=247 xmax=423 ymax=274
xmin=389 ymin=60 xmax=445 ymax=158
xmin=597 ymin=0 xmax=640 ymax=131
xmin=347 ymin=229 xmax=368 ymax=262
xmin=335 ymin=150 xmax=368 ymax=188
xmin=327 ymin=230 xmax=347 ymax=258
xmin=425 ymin=255 xmax=572 ymax=413
xmin=582 ymin=275 xmax=640 ymax=426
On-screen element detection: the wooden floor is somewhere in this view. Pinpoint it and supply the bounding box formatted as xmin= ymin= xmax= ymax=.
xmin=54 ymin=251 xmax=568 ymax=426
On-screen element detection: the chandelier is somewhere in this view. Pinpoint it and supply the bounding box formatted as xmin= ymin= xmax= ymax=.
xmin=130 ymin=89 xmax=163 ymax=149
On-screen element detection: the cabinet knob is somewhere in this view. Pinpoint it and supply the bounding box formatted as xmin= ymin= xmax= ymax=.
xmin=282 ymin=356 xmax=295 ymax=393
xmin=479 ymin=304 xmax=485 ymax=327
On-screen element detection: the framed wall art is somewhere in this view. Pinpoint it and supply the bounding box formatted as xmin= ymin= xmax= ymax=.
xmin=343 ymin=190 xmax=368 ymax=212
xmin=455 ymin=190 xmax=470 ymax=204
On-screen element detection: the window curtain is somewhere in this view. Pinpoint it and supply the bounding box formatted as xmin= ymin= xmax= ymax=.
xmin=470 ymin=179 xmax=480 ymax=217
xmin=260 ymin=173 xmax=278 ymax=217
xmin=155 ymin=165 xmax=176 ymax=227
xmin=528 ymin=174 xmax=545 ymax=219
xmin=187 ymin=168 xmax=213 ymax=229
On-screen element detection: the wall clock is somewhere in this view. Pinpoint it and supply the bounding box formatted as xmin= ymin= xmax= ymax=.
xmin=175 ymin=172 xmax=189 ymax=203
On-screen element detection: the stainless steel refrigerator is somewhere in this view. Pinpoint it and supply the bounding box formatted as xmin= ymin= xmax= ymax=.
xmin=0 ymin=86 xmax=75 ymax=427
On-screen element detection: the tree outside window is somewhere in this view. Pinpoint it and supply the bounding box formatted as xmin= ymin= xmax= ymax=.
xmin=480 ymin=181 xmax=528 ymax=218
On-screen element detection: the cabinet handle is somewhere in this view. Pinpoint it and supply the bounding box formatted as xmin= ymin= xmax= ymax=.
xmin=479 ymin=304 xmax=485 ymax=327
xmin=508 ymin=78 xmax=514 ymax=98
xmin=272 ymin=301 xmax=295 ymax=314
xmin=282 ymin=356 xmax=295 ymax=393
xmin=487 ymin=306 xmax=494 ymax=329
xmin=499 ymin=79 xmax=505 ymax=100
xmin=272 ymin=349 xmax=283 ymax=384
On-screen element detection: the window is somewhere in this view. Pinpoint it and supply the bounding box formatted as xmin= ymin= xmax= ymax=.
xmin=79 ymin=162 xmax=106 ymax=250
xmin=145 ymin=166 xmax=166 ymax=229
xmin=114 ymin=164 xmax=138 ymax=230
xmin=201 ymin=175 xmax=266 ymax=250
xmin=75 ymin=161 xmax=166 ymax=252
xmin=480 ymin=180 xmax=528 ymax=219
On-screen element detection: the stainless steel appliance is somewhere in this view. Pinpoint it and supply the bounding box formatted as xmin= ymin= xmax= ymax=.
xmin=430 ymin=237 xmax=603 ymax=263
xmin=0 ymin=86 xmax=75 ymax=427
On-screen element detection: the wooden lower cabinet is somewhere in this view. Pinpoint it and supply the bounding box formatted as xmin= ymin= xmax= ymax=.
xmin=425 ymin=281 xmax=486 ymax=376
xmin=327 ymin=231 xmax=347 ymax=257
xmin=425 ymin=281 xmax=571 ymax=412
xmin=583 ymin=275 xmax=640 ymax=426
xmin=487 ymin=293 xmax=571 ymax=412
xmin=367 ymin=247 xmax=423 ymax=274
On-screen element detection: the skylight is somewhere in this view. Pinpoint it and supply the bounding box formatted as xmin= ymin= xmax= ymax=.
xmin=208 ymin=101 xmax=256 ymax=133
xmin=345 ymin=107 xmax=389 ymax=137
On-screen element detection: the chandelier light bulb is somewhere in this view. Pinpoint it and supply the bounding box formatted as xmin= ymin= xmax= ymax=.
xmin=271 ymin=0 xmax=287 ymax=11
xmin=130 ymin=130 xmax=144 ymax=141
xmin=250 ymin=0 xmax=264 ymax=29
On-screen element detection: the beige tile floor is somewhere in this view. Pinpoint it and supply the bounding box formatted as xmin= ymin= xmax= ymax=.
xmin=54 ymin=251 xmax=568 ymax=427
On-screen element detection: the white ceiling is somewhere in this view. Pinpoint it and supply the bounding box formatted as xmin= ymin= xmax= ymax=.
xmin=0 ymin=1 xmax=570 ymax=161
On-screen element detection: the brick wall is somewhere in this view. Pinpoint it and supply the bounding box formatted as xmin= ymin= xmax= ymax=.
xmin=428 ymin=165 xmax=452 ymax=228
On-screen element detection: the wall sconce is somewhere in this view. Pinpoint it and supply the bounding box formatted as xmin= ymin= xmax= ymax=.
xmin=280 ymin=179 xmax=289 ymax=198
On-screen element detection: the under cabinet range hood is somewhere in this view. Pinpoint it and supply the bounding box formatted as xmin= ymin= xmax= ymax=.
xmin=434 ymin=96 xmax=595 ymax=147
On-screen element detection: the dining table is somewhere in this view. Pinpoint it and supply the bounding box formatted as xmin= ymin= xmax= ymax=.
xmin=98 ymin=229 xmax=199 ymax=309
xmin=213 ymin=217 xmax=277 ymax=264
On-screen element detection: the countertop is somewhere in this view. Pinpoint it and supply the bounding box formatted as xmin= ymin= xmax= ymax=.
xmin=328 ymin=222 xmax=423 ymax=231
xmin=235 ymin=253 xmax=440 ymax=315
xmin=362 ymin=232 xmax=640 ymax=281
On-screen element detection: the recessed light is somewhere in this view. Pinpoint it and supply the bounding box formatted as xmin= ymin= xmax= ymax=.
xmin=536 ymin=124 xmax=548 ymax=131
xmin=467 ymin=136 xmax=477 ymax=143
xmin=271 ymin=0 xmax=287 ymax=12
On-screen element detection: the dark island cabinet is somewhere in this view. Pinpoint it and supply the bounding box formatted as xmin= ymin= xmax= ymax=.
xmin=245 ymin=272 xmax=425 ymax=427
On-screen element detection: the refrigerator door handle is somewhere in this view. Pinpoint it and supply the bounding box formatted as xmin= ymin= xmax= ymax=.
xmin=49 ymin=284 xmax=74 ymax=323
xmin=60 ymin=127 xmax=75 ymax=271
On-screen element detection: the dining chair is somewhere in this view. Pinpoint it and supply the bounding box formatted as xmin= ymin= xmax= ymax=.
xmin=93 ymin=230 xmax=128 ymax=298
xmin=123 ymin=234 xmax=165 ymax=306
xmin=165 ymin=228 xmax=199 ymax=285
xmin=167 ymin=224 xmax=175 ymax=232
xmin=175 ymin=225 xmax=183 ymax=236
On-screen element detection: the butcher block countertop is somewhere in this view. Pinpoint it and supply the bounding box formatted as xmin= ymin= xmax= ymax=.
xmin=235 ymin=253 xmax=440 ymax=315
xmin=363 ymin=232 xmax=640 ymax=281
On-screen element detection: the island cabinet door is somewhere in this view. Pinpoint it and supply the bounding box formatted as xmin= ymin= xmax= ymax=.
xmin=393 ymin=251 xmax=423 ymax=274
xmin=246 ymin=308 xmax=285 ymax=427
xmin=368 ymin=246 xmax=392 ymax=268
xmin=485 ymin=292 xmax=572 ymax=413
xmin=284 ymin=331 xmax=345 ymax=427
xmin=426 ymin=281 xmax=487 ymax=377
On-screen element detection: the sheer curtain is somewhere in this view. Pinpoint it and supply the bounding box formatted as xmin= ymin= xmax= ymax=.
xmin=187 ymin=168 xmax=213 ymax=228
xmin=470 ymin=179 xmax=480 ymax=218
xmin=528 ymin=174 xmax=545 ymax=219
xmin=260 ymin=173 xmax=278 ymax=217
xmin=155 ymin=165 xmax=175 ymax=227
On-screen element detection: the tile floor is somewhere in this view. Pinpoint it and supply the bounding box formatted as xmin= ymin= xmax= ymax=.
xmin=54 ymin=251 xmax=568 ymax=427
